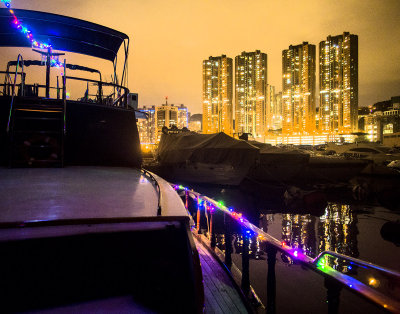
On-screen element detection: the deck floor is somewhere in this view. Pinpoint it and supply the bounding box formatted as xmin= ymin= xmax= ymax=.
xmin=194 ymin=237 xmax=248 ymax=314
xmin=0 ymin=167 xmax=159 ymax=223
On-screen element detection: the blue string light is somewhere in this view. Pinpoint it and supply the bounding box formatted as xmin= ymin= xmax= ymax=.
xmin=1 ymin=0 xmax=64 ymax=68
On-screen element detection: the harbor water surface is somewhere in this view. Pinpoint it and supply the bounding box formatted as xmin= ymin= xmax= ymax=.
xmin=183 ymin=182 xmax=400 ymax=313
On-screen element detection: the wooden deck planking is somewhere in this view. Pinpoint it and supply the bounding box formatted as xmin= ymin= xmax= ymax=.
xmin=194 ymin=237 xmax=248 ymax=314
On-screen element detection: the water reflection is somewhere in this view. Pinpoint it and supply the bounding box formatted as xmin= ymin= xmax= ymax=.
xmin=180 ymin=186 xmax=400 ymax=313
xmin=261 ymin=203 xmax=360 ymax=271
xmin=318 ymin=204 xmax=359 ymax=259
xmin=183 ymin=185 xmax=399 ymax=271
xmin=282 ymin=214 xmax=317 ymax=257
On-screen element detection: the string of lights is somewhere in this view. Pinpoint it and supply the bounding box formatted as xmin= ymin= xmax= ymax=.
xmin=1 ymin=0 xmax=64 ymax=68
xmin=172 ymin=183 xmax=395 ymax=310
xmin=172 ymin=183 xmax=309 ymax=261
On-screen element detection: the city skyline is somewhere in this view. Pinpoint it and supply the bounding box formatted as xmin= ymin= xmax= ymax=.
xmin=0 ymin=0 xmax=399 ymax=114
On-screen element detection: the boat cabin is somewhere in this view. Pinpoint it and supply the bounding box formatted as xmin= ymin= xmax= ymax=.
xmin=0 ymin=8 xmax=204 ymax=313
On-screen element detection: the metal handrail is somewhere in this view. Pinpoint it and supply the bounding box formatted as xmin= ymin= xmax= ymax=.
xmin=64 ymin=75 xmax=129 ymax=108
xmin=1 ymin=63 xmax=129 ymax=108
xmin=173 ymin=185 xmax=400 ymax=313
xmin=6 ymin=54 xmax=24 ymax=134
xmin=141 ymin=169 xmax=162 ymax=216
xmin=315 ymin=251 xmax=400 ymax=278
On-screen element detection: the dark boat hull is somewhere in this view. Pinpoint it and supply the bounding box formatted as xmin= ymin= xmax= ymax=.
xmin=0 ymin=96 xmax=142 ymax=167
xmin=155 ymin=161 xmax=251 ymax=186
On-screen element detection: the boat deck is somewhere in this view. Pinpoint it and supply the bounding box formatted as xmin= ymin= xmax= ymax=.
xmin=194 ymin=237 xmax=249 ymax=314
xmin=0 ymin=167 xmax=188 ymax=223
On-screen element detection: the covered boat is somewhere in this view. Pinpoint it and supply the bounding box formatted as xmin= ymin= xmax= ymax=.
xmin=247 ymin=141 xmax=310 ymax=183
xmin=156 ymin=132 xmax=259 ymax=185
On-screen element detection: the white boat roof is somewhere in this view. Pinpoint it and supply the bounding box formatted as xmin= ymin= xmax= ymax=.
xmin=0 ymin=167 xmax=188 ymax=224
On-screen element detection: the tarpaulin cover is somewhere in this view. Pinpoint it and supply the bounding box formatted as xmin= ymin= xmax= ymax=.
xmin=0 ymin=8 xmax=128 ymax=61
xmin=157 ymin=132 xmax=259 ymax=167
xmin=247 ymin=140 xmax=309 ymax=155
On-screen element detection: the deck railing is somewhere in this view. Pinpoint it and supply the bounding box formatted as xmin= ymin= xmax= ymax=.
xmin=173 ymin=185 xmax=400 ymax=314
xmin=1 ymin=64 xmax=130 ymax=109
xmin=6 ymin=54 xmax=24 ymax=133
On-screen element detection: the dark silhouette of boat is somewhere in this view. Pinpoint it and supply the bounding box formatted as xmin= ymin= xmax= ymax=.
xmin=0 ymin=8 xmax=249 ymax=313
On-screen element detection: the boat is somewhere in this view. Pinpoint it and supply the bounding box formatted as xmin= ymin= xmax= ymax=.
xmin=246 ymin=141 xmax=310 ymax=183
xmin=326 ymin=142 xmax=400 ymax=165
xmin=0 ymin=7 xmax=250 ymax=313
xmin=155 ymin=131 xmax=259 ymax=186
xmin=388 ymin=160 xmax=400 ymax=172
xmin=300 ymin=155 xmax=371 ymax=184
xmin=246 ymin=141 xmax=368 ymax=185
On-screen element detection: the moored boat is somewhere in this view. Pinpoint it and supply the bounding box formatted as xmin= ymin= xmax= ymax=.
xmin=246 ymin=141 xmax=310 ymax=183
xmin=155 ymin=131 xmax=259 ymax=186
xmin=0 ymin=7 xmax=250 ymax=313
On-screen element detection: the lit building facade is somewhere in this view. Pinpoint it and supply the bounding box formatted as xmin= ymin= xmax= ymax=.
xmin=359 ymin=96 xmax=400 ymax=143
xmin=273 ymin=91 xmax=283 ymax=131
xmin=235 ymin=50 xmax=268 ymax=138
xmin=202 ymin=55 xmax=233 ymax=136
xmin=137 ymin=105 xmax=156 ymax=144
xmin=266 ymin=86 xmax=283 ymax=132
xmin=155 ymin=100 xmax=178 ymax=142
xmin=282 ymin=42 xmax=316 ymax=135
xmin=177 ymin=104 xmax=190 ymax=129
xmin=319 ymin=32 xmax=358 ymax=134
xmin=189 ymin=113 xmax=202 ymax=133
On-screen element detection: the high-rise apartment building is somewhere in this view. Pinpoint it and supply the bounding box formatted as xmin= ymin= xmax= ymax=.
xmin=235 ymin=50 xmax=268 ymax=138
xmin=137 ymin=105 xmax=156 ymax=144
xmin=266 ymin=85 xmax=275 ymax=131
xmin=202 ymin=55 xmax=233 ymax=136
xmin=177 ymin=104 xmax=190 ymax=129
xmin=282 ymin=42 xmax=316 ymax=135
xmin=273 ymin=92 xmax=283 ymax=131
xmin=319 ymin=32 xmax=358 ymax=134
xmin=155 ymin=99 xmax=178 ymax=142
xmin=266 ymin=86 xmax=283 ymax=132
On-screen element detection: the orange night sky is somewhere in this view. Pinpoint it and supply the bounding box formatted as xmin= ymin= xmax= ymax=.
xmin=1 ymin=0 xmax=399 ymax=114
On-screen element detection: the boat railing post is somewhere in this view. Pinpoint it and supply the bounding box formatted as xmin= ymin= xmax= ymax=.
xmin=241 ymin=226 xmax=250 ymax=295
xmin=45 ymin=47 xmax=51 ymax=98
xmin=266 ymin=243 xmax=277 ymax=314
xmin=224 ymin=213 xmax=232 ymax=269
xmin=324 ymin=276 xmax=342 ymax=314
xmin=62 ymin=59 xmax=67 ymax=136
xmin=185 ymin=190 xmax=189 ymax=209
xmin=125 ymin=91 xmax=128 ymax=109
xmin=210 ymin=211 xmax=216 ymax=249
xmin=57 ymin=76 xmax=60 ymax=99
xmin=21 ymin=71 xmax=25 ymax=97
xmin=98 ymin=81 xmax=103 ymax=104
xmin=196 ymin=200 xmax=202 ymax=234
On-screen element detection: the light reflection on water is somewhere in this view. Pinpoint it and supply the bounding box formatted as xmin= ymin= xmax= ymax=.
xmin=262 ymin=204 xmax=359 ymax=272
xmin=186 ymin=185 xmax=400 ymax=272
xmin=180 ymin=183 xmax=400 ymax=313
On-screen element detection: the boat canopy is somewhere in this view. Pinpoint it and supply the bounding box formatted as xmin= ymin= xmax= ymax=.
xmin=0 ymin=8 xmax=128 ymax=62
xmin=157 ymin=132 xmax=259 ymax=167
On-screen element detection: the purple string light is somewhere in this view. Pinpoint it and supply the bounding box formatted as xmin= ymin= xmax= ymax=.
xmin=1 ymin=0 xmax=64 ymax=68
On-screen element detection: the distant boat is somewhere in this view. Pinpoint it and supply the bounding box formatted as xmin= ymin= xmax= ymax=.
xmin=155 ymin=132 xmax=259 ymax=185
xmin=326 ymin=142 xmax=400 ymax=165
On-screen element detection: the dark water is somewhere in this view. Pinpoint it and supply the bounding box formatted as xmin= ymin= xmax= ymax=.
xmin=181 ymin=182 xmax=400 ymax=313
